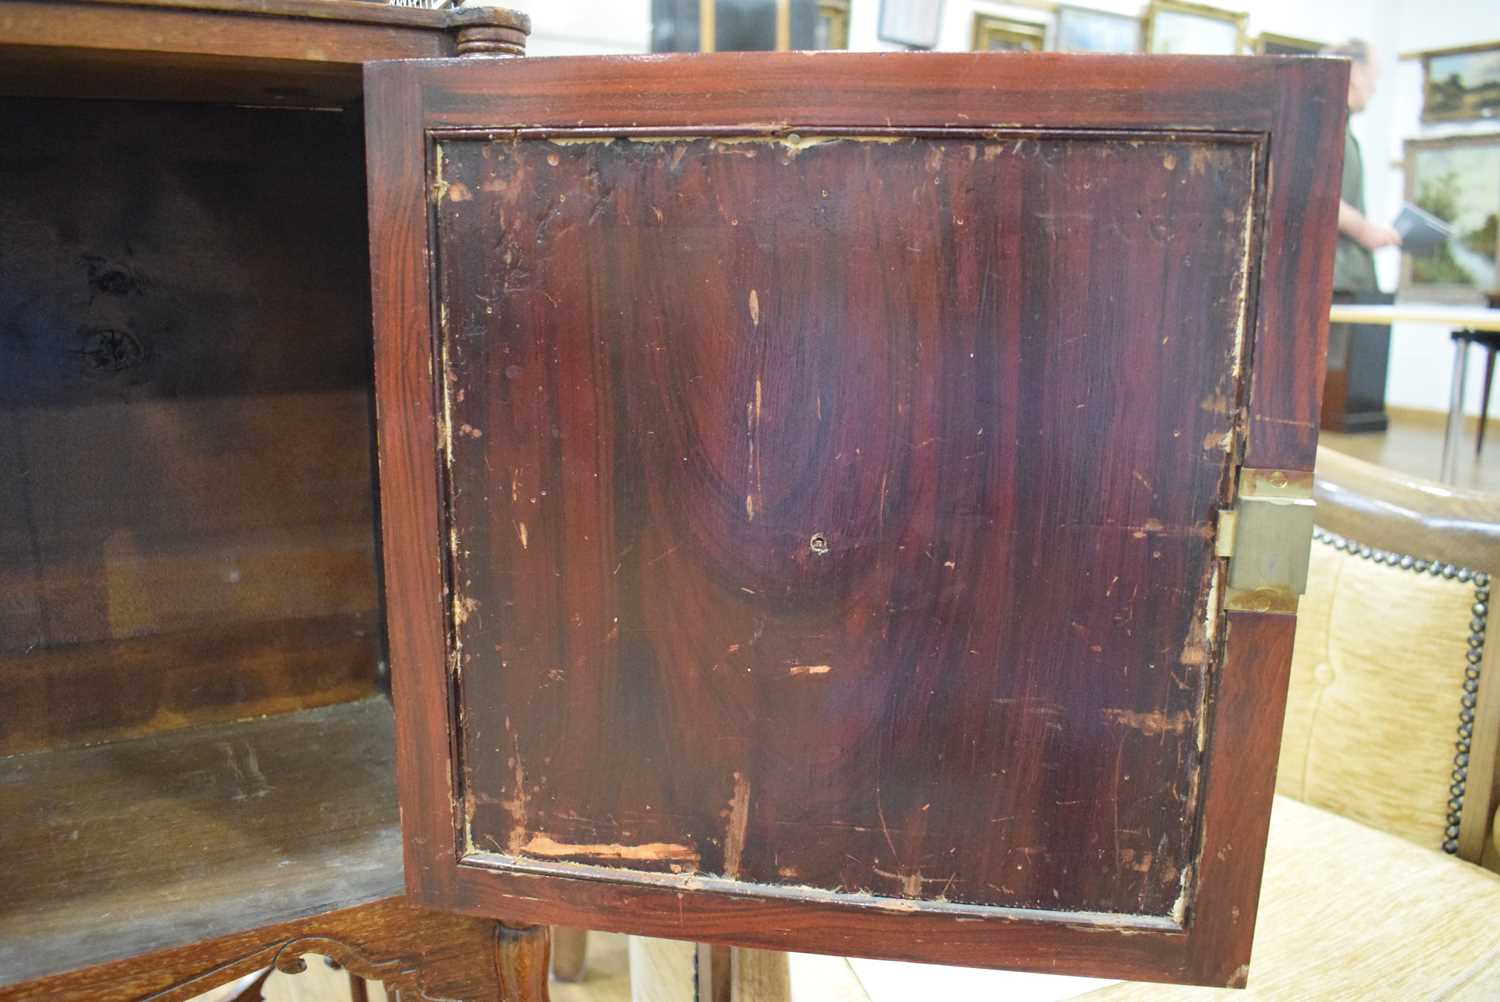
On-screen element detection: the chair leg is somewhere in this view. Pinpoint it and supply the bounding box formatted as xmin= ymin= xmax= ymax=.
xmin=696 ymin=943 xmax=732 ymax=1002
xmin=1479 ymin=347 xmax=1496 ymax=458
xmin=728 ymin=949 xmax=790 ymax=1002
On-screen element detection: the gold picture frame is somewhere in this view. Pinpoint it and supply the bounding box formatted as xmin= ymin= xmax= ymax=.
xmin=1254 ymin=32 xmax=1323 ymax=56
xmin=1420 ymin=42 xmax=1500 ymax=124
xmin=816 ymin=0 xmax=850 ymax=50
xmin=1054 ymin=4 xmax=1142 ymax=53
xmin=1145 ymin=0 xmax=1247 ymax=56
xmin=971 ymin=13 xmax=1048 ymax=52
xmin=1400 ymin=133 xmax=1500 ymax=299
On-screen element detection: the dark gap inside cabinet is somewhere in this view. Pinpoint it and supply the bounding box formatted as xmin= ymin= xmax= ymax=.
xmin=0 ymin=95 xmax=397 ymax=985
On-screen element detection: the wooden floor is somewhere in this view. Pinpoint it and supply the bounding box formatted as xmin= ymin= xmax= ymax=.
xmin=552 ymin=934 xmax=632 ymax=1002
xmin=1323 ymin=408 xmax=1500 ymax=491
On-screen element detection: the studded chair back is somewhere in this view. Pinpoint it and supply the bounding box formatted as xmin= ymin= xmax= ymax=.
xmin=1275 ymin=447 xmax=1500 ymax=868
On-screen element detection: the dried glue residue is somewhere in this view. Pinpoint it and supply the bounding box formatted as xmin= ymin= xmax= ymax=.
xmin=723 ymin=772 xmax=751 ymax=878
xmin=503 ymin=739 xmax=531 ymax=853
xmin=707 ymin=133 xmax=903 ymax=154
xmin=1101 ymin=708 xmax=1191 ymax=737
xmin=515 ymin=834 xmax=701 ymax=872
xmin=431 ymin=143 xmax=449 ymax=202
xmin=788 ymin=664 xmax=832 ymax=676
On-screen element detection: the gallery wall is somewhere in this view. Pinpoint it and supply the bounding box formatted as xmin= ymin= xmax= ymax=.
xmin=520 ymin=0 xmax=652 ymax=55
xmin=1382 ymin=0 xmax=1500 ymax=414
xmin=508 ymin=0 xmax=1495 ymax=414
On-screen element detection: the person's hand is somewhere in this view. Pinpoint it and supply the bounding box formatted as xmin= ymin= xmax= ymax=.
xmin=1359 ymin=220 xmax=1402 ymax=250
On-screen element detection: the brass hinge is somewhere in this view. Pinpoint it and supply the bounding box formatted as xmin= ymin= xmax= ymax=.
xmin=1217 ymin=468 xmax=1316 ymax=614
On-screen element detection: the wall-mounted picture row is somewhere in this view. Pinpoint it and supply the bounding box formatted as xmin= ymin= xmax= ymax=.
xmin=966 ymin=2 xmax=1321 ymax=57
xmin=655 ymin=1 xmax=1337 ymax=55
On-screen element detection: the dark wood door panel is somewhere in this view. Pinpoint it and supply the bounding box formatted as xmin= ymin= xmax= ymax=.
xmin=364 ymin=53 xmax=1346 ymax=986
xmin=436 ymin=132 xmax=1255 ymax=920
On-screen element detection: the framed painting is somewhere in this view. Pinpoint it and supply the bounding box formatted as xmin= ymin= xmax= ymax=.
xmin=1255 ymin=33 xmax=1322 ymax=57
xmin=1145 ymin=1 xmax=1246 ymax=56
xmin=1422 ymin=43 xmax=1500 ymax=123
xmin=1054 ymin=4 xmax=1141 ymax=53
xmin=815 ymin=0 xmax=850 ymax=49
xmin=1401 ymin=134 xmax=1500 ymax=298
xmin=972 ymin=13 xmax=1046 ymax=52
xmin=877 ymin=0 xmax=943 ymax=49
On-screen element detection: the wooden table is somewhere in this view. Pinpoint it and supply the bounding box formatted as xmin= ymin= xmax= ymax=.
xmin=1327 ymin=304 xmax=1500 ymax=332
xmin=1327 ymin=304 xmax=1500 ymax=483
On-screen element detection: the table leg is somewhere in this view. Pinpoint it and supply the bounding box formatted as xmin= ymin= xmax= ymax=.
xmin=1443 ymin=338 xmax=1471 ymax=483
xmin=497 ymin=923 xmax=551 ymax=1002
xmin=551 ymin=927 xmax=588 ymax=983
xmin=1479 ymin=346 xmax=1496 ymax=457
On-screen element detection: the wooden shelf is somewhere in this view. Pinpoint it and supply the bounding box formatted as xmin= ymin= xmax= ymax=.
xmin=0 ymin=697 xmax=401 ymax=987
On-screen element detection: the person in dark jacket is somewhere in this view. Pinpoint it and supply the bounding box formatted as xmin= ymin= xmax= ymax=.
xmin=1326 ymin=39 xmax=1400 ymax=293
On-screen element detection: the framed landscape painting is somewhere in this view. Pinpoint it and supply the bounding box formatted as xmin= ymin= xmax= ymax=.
xmin=971 ymin=13 xmax=1046 ymax=51
xmin=1402 ymin=134 xmax=1500 ymax=297
xmin=1423 ymin=43 xmax=1500 ymax=123
xmin=1145 ymin=0 xmax=1245 ymax=55
xmin=1255 ymin=32 xmax=1322 ymax=56
xmin=815 ymin=0 xmax=850 ymax=49
xmin=1054 ymin=4 xmax=1141 ymax=53
xmin=877 ymin=0 xmax=943 ymax=49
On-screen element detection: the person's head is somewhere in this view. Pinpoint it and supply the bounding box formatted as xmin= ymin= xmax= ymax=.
xmin=1324 ymin=39 xmax=1379 ymax=113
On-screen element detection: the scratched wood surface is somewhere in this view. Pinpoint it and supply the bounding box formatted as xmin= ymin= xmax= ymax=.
xmin=0 ymin=0 xmax=459 ymax=107
xmin=435 ymin=133 xmax=1255 ymax=918
xmin=367 ymin=52 xmax=1346 ymax=983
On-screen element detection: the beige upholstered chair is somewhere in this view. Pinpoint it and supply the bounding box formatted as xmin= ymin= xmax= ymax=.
xmin=1284 ymin=447 xmax=1500 ymax=865
xmin=1081 ymin=446 xmax=1500 ymax=1000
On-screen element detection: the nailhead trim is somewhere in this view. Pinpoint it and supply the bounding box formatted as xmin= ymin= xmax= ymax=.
xmin=1313 ymin=528 xmax=1489 ymax=855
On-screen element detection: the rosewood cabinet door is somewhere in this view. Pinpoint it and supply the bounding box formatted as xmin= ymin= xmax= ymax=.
xmin=365 ymin=53 xmax=1345 ymax=987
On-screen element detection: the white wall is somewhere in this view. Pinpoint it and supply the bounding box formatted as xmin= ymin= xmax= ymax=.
xmin=490 ymin=0 xmax=1494 ymax=413
xmin=494 ymin=0 xmax=652 ymax=56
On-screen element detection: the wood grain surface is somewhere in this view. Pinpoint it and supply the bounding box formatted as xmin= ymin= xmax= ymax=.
xmin=1313 ymin=445 xmax=1500 ymax=575
xmin=0 ymin=0 xmax=531 ymax=105
xmin=0 ymin=894 xmax=520 ymax=1002
xmin=498 ymin=923 xmax=553 ymax=1002
xmin=365 ymin=53 xmax=1347 ymax=985
xmin=438 ymin=133 xmax=1253 ymax=917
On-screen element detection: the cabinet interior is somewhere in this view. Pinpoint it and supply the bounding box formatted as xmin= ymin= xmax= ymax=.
xmin=0 ymin=85 xmax=397 ymax=983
